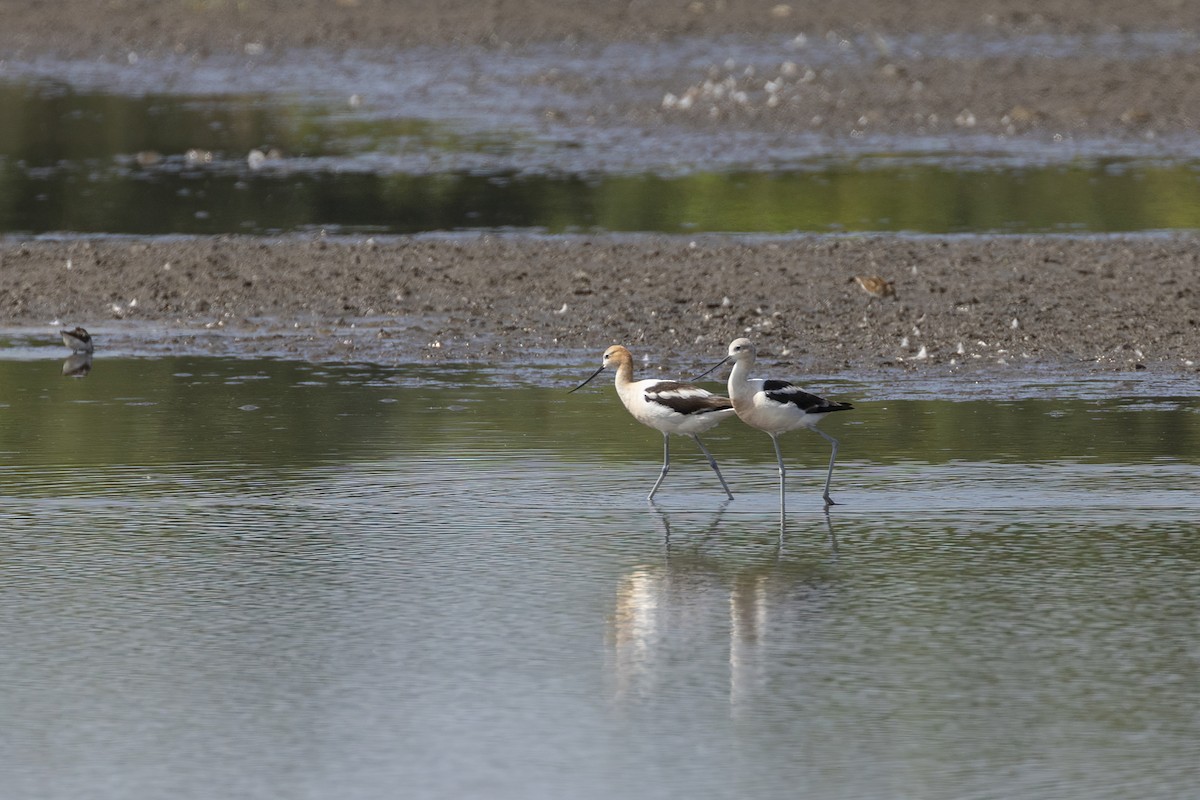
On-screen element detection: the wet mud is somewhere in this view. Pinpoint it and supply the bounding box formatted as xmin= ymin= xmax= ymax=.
xmin=4 ymin=234 xmax=1197 ymax=373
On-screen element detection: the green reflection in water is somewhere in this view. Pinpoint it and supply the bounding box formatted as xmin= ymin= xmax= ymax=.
xmin=1 ymin=356 xmax=1198 ymax=482
xmin=5 ymin=79 xmax=1200 ymax=235
xmin=0 ymin=79 xmax=512 ymax=165
xmin=0 ymin=357 xmax=502 ymax=473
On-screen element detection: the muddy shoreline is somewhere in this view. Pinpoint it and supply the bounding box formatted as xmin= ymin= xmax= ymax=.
xmin=3 ymin=2 xmax=1200 ymax=375
xmin=4 ymin=234 xmax=1197 ymax=374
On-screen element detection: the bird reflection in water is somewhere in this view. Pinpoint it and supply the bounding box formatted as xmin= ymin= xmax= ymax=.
xmin=62 ymin=353 xmax=93 ymax=378
xmin=651 ymin=498 xmax=730 ymax=552
xmin=608 ymin=505 xmax=839 ymax=707
xmin=654 ymin=498 xmax=837 ymax=560
xmin=780 ymin=510 xmax=838 ymax=559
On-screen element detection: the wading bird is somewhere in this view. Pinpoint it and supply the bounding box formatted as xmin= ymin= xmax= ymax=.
xmin=570 ymin=345 xmax=736 ymax=501
xmin=696 ymin=338 xmax=852 ymax=510
xmin=61 ymin=327 xmax=94 ymax=353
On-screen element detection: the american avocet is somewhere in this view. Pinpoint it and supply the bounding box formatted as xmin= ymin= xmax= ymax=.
xmin=61 ymin=327 xmax=94 ymax=353
xmin=696 ymin=338 xmax=852 ymax=510
xmin=570 ymin=345 xmax=736 ymax=501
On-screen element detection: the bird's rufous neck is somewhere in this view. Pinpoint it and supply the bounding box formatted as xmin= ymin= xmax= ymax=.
xmin=612 ymin=358 xmax=635 ymax=389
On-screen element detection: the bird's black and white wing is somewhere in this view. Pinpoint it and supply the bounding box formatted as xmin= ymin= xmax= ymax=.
xmin=762 ymin=380 xmax=853 ymax=414
xmin=644 ymin=381 xmax=734 ymax=417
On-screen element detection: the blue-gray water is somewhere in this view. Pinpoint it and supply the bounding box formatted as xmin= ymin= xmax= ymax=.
xmin=2 ymin=355 xmax=1198 ymax=799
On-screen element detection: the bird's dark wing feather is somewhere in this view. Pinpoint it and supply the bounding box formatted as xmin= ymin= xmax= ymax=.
xmin=645 ymin=381 xmax=733 ymax=416
xmin=762 ymin=380 xmax=853 ymax=414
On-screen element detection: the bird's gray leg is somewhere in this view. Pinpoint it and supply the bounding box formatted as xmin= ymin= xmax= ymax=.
xmin=648 ymin=433 xmax=671 ymax=500
xmin=691 ymin=434 xmax=733 ymax=501
xmin=814 ymin=428 xmax=840 ymax=506
xmin=770 ymin=433 xmax=786 ymax=516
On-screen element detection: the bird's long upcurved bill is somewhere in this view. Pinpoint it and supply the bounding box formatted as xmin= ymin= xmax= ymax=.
xmin=568 ymin=365 xmax=607 ymax=393
xmin=691 ymin=355 xmax=730 ymax=383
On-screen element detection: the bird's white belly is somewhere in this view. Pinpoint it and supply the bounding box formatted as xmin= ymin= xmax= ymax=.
xmin=735 ymin=395 xmax=819 ymax=434
xmin=630 ymin=400 xmax=733 ymax=435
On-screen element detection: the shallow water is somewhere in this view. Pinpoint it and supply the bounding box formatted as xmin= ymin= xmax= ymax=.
xmin=7 ymin=77 xmax=1200 ymax=236
xmin=2 ymin=355 xmax=1198 ymax=799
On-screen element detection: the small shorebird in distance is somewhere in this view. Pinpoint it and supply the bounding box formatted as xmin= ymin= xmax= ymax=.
xmin=853 ymin=275 xmax=897 ymax=300
xmin=569 ymin=345 xmax=736 ymax=501
xmin=61 ymin=326 xmax=94 ymax=353
xmin=696 ymin=338 xmax=852 ymax=510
